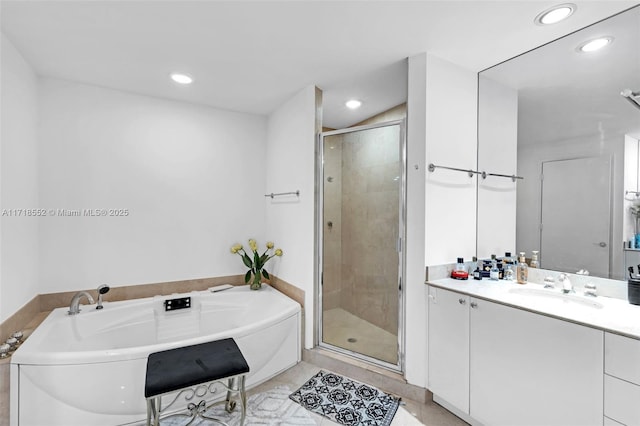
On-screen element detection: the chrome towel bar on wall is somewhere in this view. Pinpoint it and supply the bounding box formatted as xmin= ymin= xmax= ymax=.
xmin=427 ymin=163 xmax=481 ymax=178
xmin=264 ymin=190 xmax=300 ymax=199
xmin=428 ymin=163 xmax=523 ymax=182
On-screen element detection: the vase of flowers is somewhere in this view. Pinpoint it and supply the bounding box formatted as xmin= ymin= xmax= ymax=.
xmin=231 ymin=239 xmax=283 ymax=290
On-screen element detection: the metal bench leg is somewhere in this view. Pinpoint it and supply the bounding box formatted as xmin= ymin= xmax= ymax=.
xmin=225 ymin=377 xmax=237 ymax=412
xmin=239 ymin=375 xmax=247 ymax=426
xmin=146 ymin=399 xmax=152 ymax=426
xmin=146 ymin=397 xmax=160 ymax=426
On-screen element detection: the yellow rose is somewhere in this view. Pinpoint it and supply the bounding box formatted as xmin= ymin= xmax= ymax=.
xmin=266 ymin=241 xmax=274 ymax=249
xmin=275 ymin=248 xmax=283 ymax=256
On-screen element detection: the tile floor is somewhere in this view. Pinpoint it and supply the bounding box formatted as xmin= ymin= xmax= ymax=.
xmin=250 ymin=361 xmax=468 ymax=426
xmin=322 ymin=308 xmax=398 ymax=365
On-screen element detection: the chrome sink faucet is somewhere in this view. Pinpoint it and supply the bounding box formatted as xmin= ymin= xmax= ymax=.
xmin=559 ymin=273 xmax=573 ymax=294
xmin=68 ymin=291 xmax=95 ymax=315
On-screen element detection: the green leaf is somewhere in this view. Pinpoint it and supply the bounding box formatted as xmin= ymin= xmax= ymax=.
xmin=244 ymin=270 xmax=251 ymax=283
xmin=254 ymin=251 xmax=260 ymax=268
xmin=259 ymin=254 xmax=269 ymax=269
xmin=262 ymin=269 xmax=270 ymax=279
xmin=242 ymin=253 xmax=253 ymax=268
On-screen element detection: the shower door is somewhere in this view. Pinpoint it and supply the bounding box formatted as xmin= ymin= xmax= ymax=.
xmin=318 ymin=120 xmax=405 ymax=370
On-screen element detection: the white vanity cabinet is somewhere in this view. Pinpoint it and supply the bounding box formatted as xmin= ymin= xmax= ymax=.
xmin=604 ymin=332 xmax=640 ymax=425
xmin=427 ymin=286 xmax=470 ymax=413
xmin=469 ymin=296 xmax=603 ymax=426
xmin=428 ymin=285 xmax=604 ymax=426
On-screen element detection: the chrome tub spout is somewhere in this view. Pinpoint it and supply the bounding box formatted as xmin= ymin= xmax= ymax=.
xmin=68 ymin=291 xmax=95 ymax=315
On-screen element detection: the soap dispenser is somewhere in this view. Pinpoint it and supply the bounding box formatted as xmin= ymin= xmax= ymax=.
xmin=530 ymin=251 xmax=539 ymax=268
xmin=516 ymin=252 xmax=528 ymax=284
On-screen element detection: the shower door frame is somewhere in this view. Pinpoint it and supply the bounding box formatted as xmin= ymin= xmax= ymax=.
xmin=316 ymin=119 xmax=407 ymax=372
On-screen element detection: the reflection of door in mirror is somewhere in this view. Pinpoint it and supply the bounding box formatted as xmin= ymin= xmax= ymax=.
xmin=540 ymin=157 xmax=611 ymax=277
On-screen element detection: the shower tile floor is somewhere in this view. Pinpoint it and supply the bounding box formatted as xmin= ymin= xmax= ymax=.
xmin=250 ymin=360 xmax=469 ymax=426
xmin=322 ymin=307 xmax=398 ymax=364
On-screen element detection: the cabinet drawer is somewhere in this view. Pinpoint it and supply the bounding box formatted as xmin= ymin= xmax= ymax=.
xmin=605 ymin=374 xmax=640 ymax=425
xmin=605 ymin=332 xmax=640 ymax=385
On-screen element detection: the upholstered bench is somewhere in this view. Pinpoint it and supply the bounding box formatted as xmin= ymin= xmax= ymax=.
xmin=145 ymin=338 xmax=250 ymax=426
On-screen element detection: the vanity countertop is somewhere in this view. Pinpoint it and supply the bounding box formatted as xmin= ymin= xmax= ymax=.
xmin=427 ymin=278 xmax=640 ymax=340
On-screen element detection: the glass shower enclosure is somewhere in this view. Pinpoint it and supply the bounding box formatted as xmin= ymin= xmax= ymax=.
xmin=318 ymin=120 xmax=405 ymax=370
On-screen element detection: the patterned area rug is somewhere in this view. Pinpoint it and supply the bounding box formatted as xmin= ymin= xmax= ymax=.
xmin=290 ymin=370 xmax=401 ymax=426
xmin=160 ymin=385 xmax=316 ymax=426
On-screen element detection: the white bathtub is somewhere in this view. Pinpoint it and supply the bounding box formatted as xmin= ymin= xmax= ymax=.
xmin=10 ymin=284 xmax=301 ymax=426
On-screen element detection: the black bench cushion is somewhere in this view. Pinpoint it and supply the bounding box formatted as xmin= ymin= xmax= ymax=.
xmin=145 ymin=338 xmax=250 ymax=398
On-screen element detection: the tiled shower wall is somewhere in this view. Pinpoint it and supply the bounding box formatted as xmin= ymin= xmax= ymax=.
xmin=340 ymin=126 xmax=400 ymax=335
xmin=323 ymin=104 xmax=406 ymax=336
xmin=322 ymin=136 xmax=343 ymax=311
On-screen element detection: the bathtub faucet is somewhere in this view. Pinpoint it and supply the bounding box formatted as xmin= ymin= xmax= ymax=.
xmin=68 ymin=291 xmax=95 ymax=315
xmin=96 ymin=284 xmax=110 ymax=310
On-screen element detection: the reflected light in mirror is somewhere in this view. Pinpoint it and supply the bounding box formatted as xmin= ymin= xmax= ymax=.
xmin=577 ymin=36 xmax=614 ymax=52
xmin=534 ymin=3 xmax=576 ymax=25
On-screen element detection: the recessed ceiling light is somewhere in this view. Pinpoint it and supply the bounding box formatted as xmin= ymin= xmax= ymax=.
xmin=577 ymin=36 xmax=614 ymax=53
xmin=534 ymin=3 xmax=576 ymax=25
xmin=170 ymin=73 xmax=193 ymax=85
xmin=345 ymin=99 xmax=362 ymax=109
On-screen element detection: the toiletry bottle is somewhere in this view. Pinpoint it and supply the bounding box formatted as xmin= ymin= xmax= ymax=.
xmin=504 ymin=263 xmax=514 ymax=281
xmin=503 ymin=252 xmax=513 ymax=265
xmin=530 ymin=251 xmax=539 ymax=268
xmin=473 ymin=263 xmax=482 ymax=280
xmin=516 ymin=252 xmax=528 ymax=284
xmin=490 ymin=260 xmax=500 ymax=281
xmin=456 ymin=257 xmax=465 ymax=272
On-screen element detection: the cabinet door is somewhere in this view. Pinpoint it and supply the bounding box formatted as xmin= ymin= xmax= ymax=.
xmin=470 ymin=298 xmax=603 ymax=426
xmin=428 ymin=286 xmax=469 ymax=413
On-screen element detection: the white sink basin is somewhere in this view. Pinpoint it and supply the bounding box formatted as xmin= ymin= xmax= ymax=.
xmin=508 ymin=287 xmax=603 ymax=309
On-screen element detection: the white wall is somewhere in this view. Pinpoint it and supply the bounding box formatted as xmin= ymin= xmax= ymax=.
xmin=265 ymin=85 xmax=318 ymax=349
xmin=405 ymin=53 xmax=427 ymax=387
xmin=404 ymin=53 xmax=478 ymax=388
xmin=477 ymin=77 xmax=518 ymax=259
xmin=38 ymin=78 xmax=267 ymax=293
xmin=425 ymin=55 xmax=478 ymax=266
xmin=0 ymin=34 xmax=40 ymax=322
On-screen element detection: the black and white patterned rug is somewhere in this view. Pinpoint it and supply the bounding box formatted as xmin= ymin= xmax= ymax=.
xmin=289 ymin=370 xmax=401 ymax=426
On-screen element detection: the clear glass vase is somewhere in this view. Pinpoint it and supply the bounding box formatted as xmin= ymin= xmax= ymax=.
xmin=250 ymin=272 xmax=262 ymax=290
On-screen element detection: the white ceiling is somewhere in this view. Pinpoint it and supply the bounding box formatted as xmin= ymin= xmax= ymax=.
xmin=1 ymin=1 xmax=638 ymax=128
xmin=482 ymin=5 xmax=640 ymax=145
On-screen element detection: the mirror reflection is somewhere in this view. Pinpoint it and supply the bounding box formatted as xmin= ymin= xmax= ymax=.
xmin=478 ymin=6 xmax=640 ymax=280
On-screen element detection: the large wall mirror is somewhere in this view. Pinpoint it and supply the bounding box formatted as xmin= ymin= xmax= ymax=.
xmin=478 ymin=6 xmax=640 ymax=280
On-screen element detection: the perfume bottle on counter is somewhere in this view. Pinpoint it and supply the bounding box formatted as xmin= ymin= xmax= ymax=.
xmin=516 ymin=252 xmax=528 ymax=284
xmin=489 ymin=260 xmax=500 ymax=281
xmin=504 ymin=263 xmax=514 ymax=281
